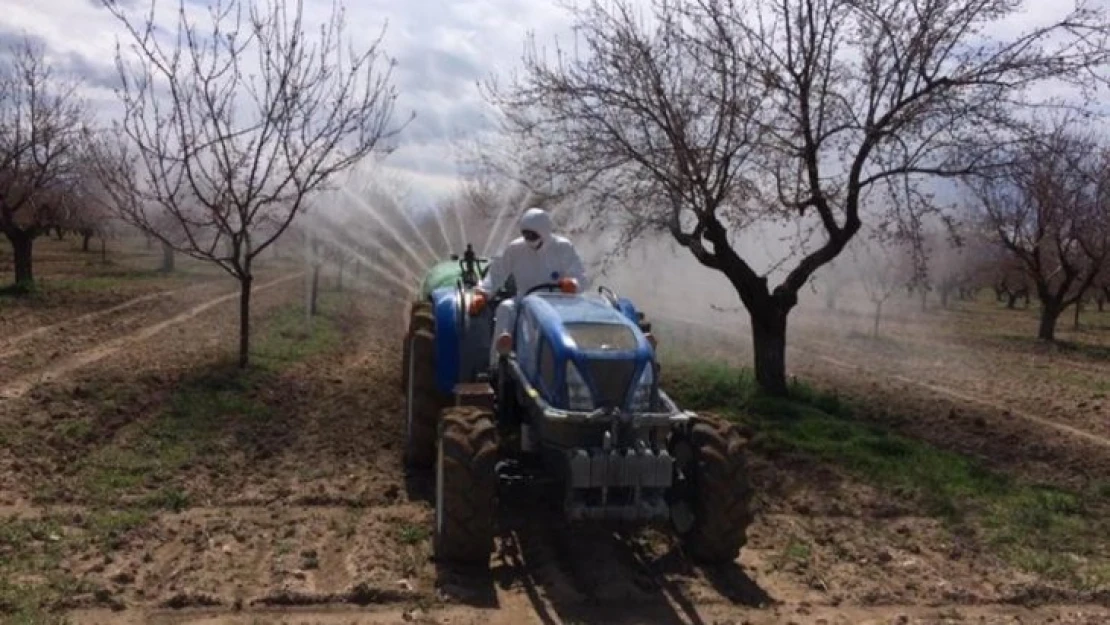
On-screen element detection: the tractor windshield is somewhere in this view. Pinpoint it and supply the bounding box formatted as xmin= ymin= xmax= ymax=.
xmin=564 ymin=322 xmax=638 ymax=352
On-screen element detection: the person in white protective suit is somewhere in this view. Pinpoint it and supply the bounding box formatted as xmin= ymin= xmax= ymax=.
xmin=468 ymin=207 xmax=590 ymax=363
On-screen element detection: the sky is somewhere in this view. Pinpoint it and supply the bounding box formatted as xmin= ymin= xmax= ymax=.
xmin=3 ymin=0 xmax=580 ymax=208
xmin=3 ymin=0 xmax=1102 ymax=215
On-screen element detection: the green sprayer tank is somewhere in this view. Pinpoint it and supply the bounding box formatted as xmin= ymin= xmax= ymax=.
xmin=417 ymin=257 xmax=490 ymax=300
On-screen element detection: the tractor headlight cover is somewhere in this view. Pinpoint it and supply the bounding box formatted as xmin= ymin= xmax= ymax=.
xmin=565 ymin=361 xmax=593 ymax=411
xmin=628 ymin=362 xmax=654 ymax=412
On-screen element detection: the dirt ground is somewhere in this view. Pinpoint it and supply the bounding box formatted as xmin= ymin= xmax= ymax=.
xmin=2 ymin=238 xmax=1110 ymax=624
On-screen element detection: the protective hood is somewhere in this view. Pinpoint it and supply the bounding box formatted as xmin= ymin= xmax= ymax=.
xmin=519 ymin=208 xmax=553 ymax=242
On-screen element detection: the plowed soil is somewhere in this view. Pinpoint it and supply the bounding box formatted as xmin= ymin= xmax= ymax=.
xmin=2 ymin=240 xmax=1109 ymax=624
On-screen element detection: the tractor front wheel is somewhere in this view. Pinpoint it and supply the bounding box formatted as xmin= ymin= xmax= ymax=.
xmin=401 ymin=304 xmax=434 ymax=392
xmin=403 ymin=327 xmax=443 ymax=469
xmin=434 ymin=406 xmax=498 ymax=565
xmin=671 ymin=414 xmax=754 ymax=564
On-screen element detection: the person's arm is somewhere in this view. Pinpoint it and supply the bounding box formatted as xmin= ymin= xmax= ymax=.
xmin=479 ymin=251 xmax=509 ymax=294
xmin=559 ymin=241 xmax=590 ymax=291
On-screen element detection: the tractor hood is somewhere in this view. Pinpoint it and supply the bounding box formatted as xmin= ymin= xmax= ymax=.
xmin=521 ymin=293 xmax=656 ymax=412
xmin=523 ymin=293 xmax=649 ymax=353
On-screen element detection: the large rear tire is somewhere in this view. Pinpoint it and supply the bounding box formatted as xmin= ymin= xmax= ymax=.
xmin=434 ymin=406 xmax=498 ymax=565
xmin=671 ymin=414 xmax=754 ymax=564
xmin=403 ymin=327 xmax=444 ymax=469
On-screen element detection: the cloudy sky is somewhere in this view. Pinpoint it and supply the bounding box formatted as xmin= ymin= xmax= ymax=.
xmin=4 ymin=0 xmax=1095 ymax=215
xmin=5 ymin=0 xmax=581 ymax=208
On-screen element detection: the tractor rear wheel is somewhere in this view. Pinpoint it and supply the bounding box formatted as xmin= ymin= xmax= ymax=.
xmin=434 ymin=406 xmax=498 ymax=565
xmin=403 ymin=327 xmax=444 ymax=469
xmin=671 ymin=414 xmax=754 ymax=564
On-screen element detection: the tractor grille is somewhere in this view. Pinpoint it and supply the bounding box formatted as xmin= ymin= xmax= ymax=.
xmin=585 ymin=359 xmax=638 ymax=409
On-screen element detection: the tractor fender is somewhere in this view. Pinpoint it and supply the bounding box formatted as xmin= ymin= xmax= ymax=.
xmin=431 ymin=286 xmax=462 ymax=396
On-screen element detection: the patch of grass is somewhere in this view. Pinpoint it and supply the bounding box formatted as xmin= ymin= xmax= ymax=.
xmin=251 ymin=293 xmax=344 ymax=370
xmin=995 ymin=333 xmax=1110 ymax=362
xmin=86 ymin=509 xmax=152 ymax=550
xmin=75 ymin=295 xmax=348 ymax=508
xmin=783 ymin=539 xmax=811 ymax=563
xmin=0 ymin=517 xmax=91 ymax=621
xmin=53 ymin=419 xmax=93 ymax=444
xmin=396 ymin=523 xmax=430 ymax=546
xmin=0 ymin=581 xmax=74 ymax=624
xmin=0 ymin=280 xmax=38 ymax=297
xmin=44 ymin=268 xmax=181 ymax=292
xmin=663 ymin=360 xmax=1110 ymax=589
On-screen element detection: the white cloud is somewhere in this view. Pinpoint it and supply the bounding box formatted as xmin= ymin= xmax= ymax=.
xmin=3 ymin=0 xmax=576 ymax=208
xmin=4 ymin=0 xmax=1098 ymax=211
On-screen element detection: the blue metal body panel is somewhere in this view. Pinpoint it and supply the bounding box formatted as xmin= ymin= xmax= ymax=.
xmin=517 ymin=294 xmax=653 ymax=411
xmin=431 ymin=286 xmax=461 ymax=396
xmin=615 ymin=297 xmax=640 ymax=325
xmin=425 ymin=286 xmax=652 ymax=408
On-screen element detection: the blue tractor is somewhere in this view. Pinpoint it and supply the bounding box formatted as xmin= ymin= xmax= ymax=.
xmin=400 ymin=247 xmax=753 ymax=565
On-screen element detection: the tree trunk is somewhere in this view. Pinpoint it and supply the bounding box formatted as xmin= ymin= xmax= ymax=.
xmin=919 ymin=289 xmax=927 ymax=312
xmin=941 ymin=289 xmax=950 ymax=309
xmin=239 ymin=274 xmax=253 ymax=368
xmin=1006 ymin=292 xmax=1019 ymax=309
xmin=7 ymin=228 xmax=34 ymax=288
xmin=160 ymin=242 xmax=175 ymax=273
xmin=750 ymin=306 xmax=788 ymax=396
xmin=100 ymin=238 xmax=107 ymax=263
xmin=310 ymin=264 xmax=321 ymax=315
xmin=872 ymin=300 xmax=883 ymax=338
xmin=82 ymin=231 xmax=92 ymax=252
xmin=54 ymin=226 xmax=64 ymax=241
xmin=1038 ymin=302 xmax=1062 ymax=341
xmin=1073 ymin=300 xmax=1082 ymax=330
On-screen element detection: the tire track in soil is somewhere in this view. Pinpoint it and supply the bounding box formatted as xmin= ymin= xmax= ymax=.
xmin=0 ymin=282 xmax=212 ymax=358
xmin=804 ymin=343 xmax=1110 ymax=450
xmin=653 ymin=313 xmax=1110 ymax=450
xmin=0 ymin=273 xmax=303 ymax=400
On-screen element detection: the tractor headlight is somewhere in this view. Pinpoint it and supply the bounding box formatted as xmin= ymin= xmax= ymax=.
xmin=565 ymin=361 xmax=593 ymax=411
xmin=628 ymin=362 xmax=655 ymax=412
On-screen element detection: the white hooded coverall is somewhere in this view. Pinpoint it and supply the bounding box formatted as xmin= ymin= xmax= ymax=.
xmin=478 ymin=208 xmax=590 ymax=362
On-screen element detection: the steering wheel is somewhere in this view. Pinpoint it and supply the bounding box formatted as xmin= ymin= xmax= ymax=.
xmin=524 ymin=282 xmax=564 ymax=297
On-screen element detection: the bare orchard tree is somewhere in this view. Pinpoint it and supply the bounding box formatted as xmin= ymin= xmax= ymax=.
xmin=96 ymin=0 xmax=407 ymax=367
xmin=969 ymin=123 xmax=1110 ymax=341
xmin=484 ymin=0 xmax=1110 ymax=395
xmin=849 ymin=232 xmax=916 ymax=338
xmin=0 ymin=37 xmax=87 ymax=289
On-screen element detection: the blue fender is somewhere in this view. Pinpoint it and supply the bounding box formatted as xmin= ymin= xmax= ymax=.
xmin=431 ymin=286 xmax=461 ymax=396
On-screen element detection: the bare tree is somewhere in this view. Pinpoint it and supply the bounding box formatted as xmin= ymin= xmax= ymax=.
xmin=484 ymin=0 xmax=1110 ymax=394
xmin=970 ymin=123 xmax=1110 ymax=341
xmin=93 ymin=0 xmax=407 ymax=367
xmin=850 ymin=233 xmax=915 ymax=338
xmin=0 ymin=37 xmax=87 ymax=289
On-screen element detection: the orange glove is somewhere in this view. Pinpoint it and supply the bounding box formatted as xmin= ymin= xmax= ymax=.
xmin=468 ymin=291 xmax=488 ymax=316
xmin=558 ymin=277 xmax=579 ymax=294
